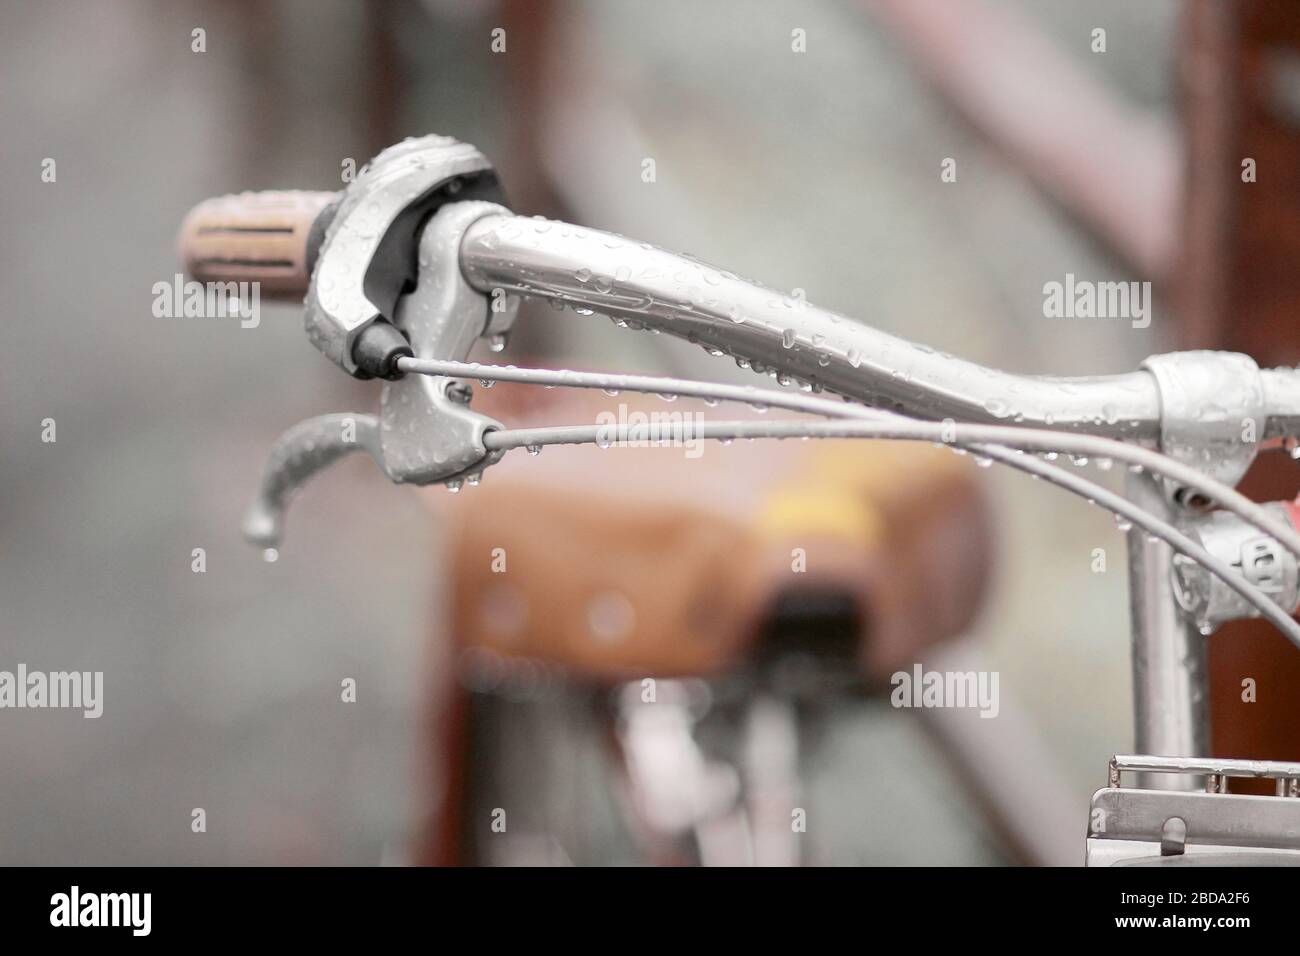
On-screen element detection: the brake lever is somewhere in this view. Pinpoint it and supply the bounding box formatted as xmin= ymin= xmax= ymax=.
xmin=232 ymin=137 xmax=519 ymax=551
xmin=242 ymin=412 xmax=383 ymax=554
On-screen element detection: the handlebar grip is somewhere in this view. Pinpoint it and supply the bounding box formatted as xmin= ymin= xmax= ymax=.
xmin=178 ymin=190 xmax=337 ymax=298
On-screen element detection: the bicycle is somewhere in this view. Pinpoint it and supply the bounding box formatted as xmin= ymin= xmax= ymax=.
xmin=180 ymin=133 xmax=1300 ymax=865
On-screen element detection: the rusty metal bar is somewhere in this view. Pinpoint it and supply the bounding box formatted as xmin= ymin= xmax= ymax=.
xmin=865 ymin=0 xmax=1180 ymax=283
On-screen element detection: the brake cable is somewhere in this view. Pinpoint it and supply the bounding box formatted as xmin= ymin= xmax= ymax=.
xmin=397 ymin=358 xmax=1300 ymax=650
xmin=400 ymin=358 xmax=1300 ymax=563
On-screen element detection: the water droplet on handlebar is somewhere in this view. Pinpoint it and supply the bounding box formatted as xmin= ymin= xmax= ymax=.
xmin=782 ymin=329 xmax=796 ymax=349
xmin=488 ymin=334 xmax=507 ymax=353
xmin=262 ymin=548 xmax=279 ymax=563
xmin=526 ymin=445 xmax=542 ymax=456
xmin=445 ymin=480 xmax=463 ymax=493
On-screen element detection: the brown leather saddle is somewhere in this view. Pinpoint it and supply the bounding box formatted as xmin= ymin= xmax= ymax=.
xmin=431 ymin=385 xmax=994 ymax=684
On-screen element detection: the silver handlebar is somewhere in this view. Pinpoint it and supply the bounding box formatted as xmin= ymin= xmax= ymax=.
xmin=461 ymin=214 xmax=1167 ymax=438
xmin=460 ymin=213 xmax=1300 ymax=448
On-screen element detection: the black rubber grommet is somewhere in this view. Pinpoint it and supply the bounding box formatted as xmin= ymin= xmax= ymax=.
xmin=352 ymin=320 xmax=414 ymax=381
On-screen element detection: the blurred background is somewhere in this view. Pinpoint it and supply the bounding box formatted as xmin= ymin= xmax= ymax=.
xmin=8 ymin=0 xmax=1294 ymax=865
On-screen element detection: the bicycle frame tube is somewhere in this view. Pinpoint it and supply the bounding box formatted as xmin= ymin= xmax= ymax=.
xmin=1125 ymin=473 xmax=1207 ymax=790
